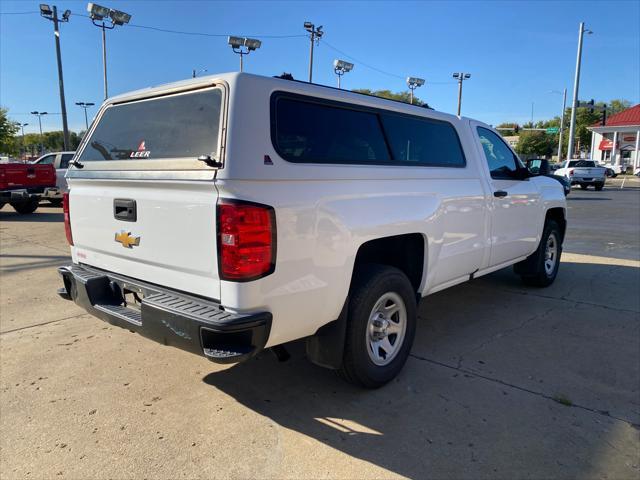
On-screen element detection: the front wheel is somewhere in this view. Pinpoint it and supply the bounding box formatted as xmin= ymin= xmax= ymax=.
xmin=515 ymin=220 xmax=562 ymax=287
xmin=339 ymin=264 xmax=417 ymax=388
xmin=594 ymin=183 xmax=604 ymax=191
xmin=580 ymin=184 xmax=588 ymax=190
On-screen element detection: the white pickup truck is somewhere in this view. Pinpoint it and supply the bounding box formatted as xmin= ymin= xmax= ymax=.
xmin=57 ymin=73 xmax=566 ymax=387
xmin=555 ymin=159 xmax=606 ymax=190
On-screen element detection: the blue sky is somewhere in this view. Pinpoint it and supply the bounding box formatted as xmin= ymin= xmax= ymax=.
xmin=1 ymin=0 xmax=639 ymax=133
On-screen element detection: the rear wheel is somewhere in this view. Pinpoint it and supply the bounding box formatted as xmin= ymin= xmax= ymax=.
xmin=339 ymin=264 xmax=417 ymax=388
xmin=11 ymin=198 xmax=39 ymax=215
xmin=49 ymin=199 xmax=62 ymax=207
xmin=515 ymin=220 xmax=562 ymax=287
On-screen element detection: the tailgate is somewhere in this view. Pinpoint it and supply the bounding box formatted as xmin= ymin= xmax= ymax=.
xmin=68 ymin=179 xmax=221 ymax=300
xmin=66 ymin=83 xmax=226 ymax=301
xmin=574 ymin=167 xmax=604 ymax=178
xmin=0 ymin=164 xmax=56 ymax=190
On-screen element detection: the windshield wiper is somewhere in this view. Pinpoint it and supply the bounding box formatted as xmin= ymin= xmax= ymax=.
xmin=197 ymin=154 xmax=223 ymax=168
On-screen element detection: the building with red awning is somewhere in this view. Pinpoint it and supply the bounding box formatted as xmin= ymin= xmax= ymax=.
xmin=588 ymin=104 xmax=640 ymax=171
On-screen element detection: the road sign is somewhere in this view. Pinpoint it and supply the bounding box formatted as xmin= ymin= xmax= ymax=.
xmin=546 ymin=127 xmax=559 ymax=134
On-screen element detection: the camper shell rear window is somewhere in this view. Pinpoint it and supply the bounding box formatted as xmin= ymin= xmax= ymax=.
xmin=77 ymin=88 xmax=223 ymax=163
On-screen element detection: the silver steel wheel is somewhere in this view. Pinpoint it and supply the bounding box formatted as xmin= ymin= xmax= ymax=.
xmin=365 ymin=291 xmax=407 ymax=366
xmin=544 ymin=232 xmax=558 ymax=276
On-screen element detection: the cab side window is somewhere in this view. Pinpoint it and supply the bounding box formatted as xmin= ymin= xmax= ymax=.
xmin=38 ymin=154 xmax=55 ymax=165
xmin=60 ymin=154 xmax=74 ymax=169
xmin=477 ymin=127 xmax=523 ymax=179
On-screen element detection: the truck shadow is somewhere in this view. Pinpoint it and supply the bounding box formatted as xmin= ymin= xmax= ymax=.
xmin=0 ymin=210 xmax=63 ymax=222
xmin=202 ymin=260 xmax=639 ymax=478
xmin=0 ymin=254 xmax=70 ymax=273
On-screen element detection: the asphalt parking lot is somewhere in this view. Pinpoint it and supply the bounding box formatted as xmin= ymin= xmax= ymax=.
xmin=1 ymin=178 xmax=639 ymax=479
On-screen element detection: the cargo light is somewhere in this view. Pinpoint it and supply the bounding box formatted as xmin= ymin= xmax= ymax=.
xmin=217 ymin=200 xmax=275 ymax=281
xmin=63 ymin=192 xmax=73 ymax=245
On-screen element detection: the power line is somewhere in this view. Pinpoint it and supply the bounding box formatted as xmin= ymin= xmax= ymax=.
xmin=323 ymin=40 xmax=456 ymax=85
xmin=2 ymin=10 xmax=456 ymax=85
xmin=0 ymin=11 xmax=39 ymax=15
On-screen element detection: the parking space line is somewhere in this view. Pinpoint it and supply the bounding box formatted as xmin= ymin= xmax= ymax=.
xmin=409 ymin=353 xmax=639 ymax=428
xmin=0 ymin=313 xmax=86 ymax=335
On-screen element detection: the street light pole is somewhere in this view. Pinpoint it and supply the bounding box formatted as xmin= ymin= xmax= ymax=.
xmin=31 ymin=112 xmax=48 ymax=155
xmin=453 ymin=72 xmax=471 ymax=116
xmin=101 ymin=23 xmax=108 ymax=98
xmin=567 ymin=22 xmax=592 ymax=159
xmin=304 ymin=22 xmax=323 ymax=83
xmin=333 ymin=59 xmax=354 ymax=89
xmin=40 ymin=4 xmax=71 ymax=151
xmin=87 ymin=3 xmax=132 ymax=100
xmin=75 ymin=102 xmax=95 ymax=130
xmin=406 ymin=77 xmax=425 ymax=105
xmin=227 ymin=37 xmax=261 ymax=73
xmin=18 ymin=123 xmax=28 ymax=160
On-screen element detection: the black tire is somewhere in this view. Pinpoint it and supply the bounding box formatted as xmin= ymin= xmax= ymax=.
xmin=48 ymin=199 xmax=63 ymax=207
xmin=515 ymin=220 xmax=562 ymax=287
xmin=580 ymin=184 xmax=588 ymax=190
xmin=338 ymin=264 xmax=417 ymax=388
xmin=11 ymin=198 xmax=40 ymax=215
xmin=594 ymin=183 xmax=604 ymax=191
xmin=0 ymin=202 xmax=6 ymax=210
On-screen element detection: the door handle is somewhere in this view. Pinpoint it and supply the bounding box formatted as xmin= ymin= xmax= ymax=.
xmin=114 ymin=199 xmax=137 ymax=222
xmin=493 ymin=190 xmax=508 ymax=198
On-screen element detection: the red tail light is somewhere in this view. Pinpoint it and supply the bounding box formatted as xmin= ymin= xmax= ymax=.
xmin=62 ymin=192 xmax=73 ymax=245
xmin=217 ymin=199 xmax=276 ymax=281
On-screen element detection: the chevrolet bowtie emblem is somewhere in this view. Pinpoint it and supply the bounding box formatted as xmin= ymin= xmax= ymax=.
xmin=114 ymin=231 xmax=141 ymax=249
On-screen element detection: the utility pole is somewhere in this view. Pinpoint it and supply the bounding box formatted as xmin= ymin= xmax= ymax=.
xmin=566 ymin=22 xmax=592 ymax=159
xmin=304 ymin=22 xmax=323 ymax=83
xmin=558 ymin=88 xmax=567 ymax=162
xmin=40 ymin=4 xmax=70 ymax=151
xmin=452 ymin=72 xmax=471 ymax=116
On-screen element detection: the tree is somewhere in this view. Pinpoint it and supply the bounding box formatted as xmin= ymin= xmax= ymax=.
xmin=516 ymin=131 xmax=556 ymax=157
xmin=352 ymin=89 xmax=430 ymax=108
xmin=608 ymin=99 xmax=631 ymax=115
xmin=0 ymin=108 xmax=19 ymax=155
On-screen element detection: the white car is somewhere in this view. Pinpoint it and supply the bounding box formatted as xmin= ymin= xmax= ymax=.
xmin=31 ymin=151 xmax=75 ymax=205
xmin=57 ymin=72 xmax=566 ymax=387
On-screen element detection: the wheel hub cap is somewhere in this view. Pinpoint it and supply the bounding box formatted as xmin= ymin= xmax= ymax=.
xmin=365 ymin=292 xmax=407 ymax=366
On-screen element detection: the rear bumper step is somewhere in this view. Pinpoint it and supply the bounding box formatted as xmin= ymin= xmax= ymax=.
xmin=57 ymin=264 xmax=271 ymax=364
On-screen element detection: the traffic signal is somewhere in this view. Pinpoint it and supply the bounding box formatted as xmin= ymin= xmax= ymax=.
xmin=588 ymin=99 xmax=595 ymax=113
xmin=601 ymin=105 xmax=607 ymax=126
xmin=514 ymin=124 xmax=520 ymax=133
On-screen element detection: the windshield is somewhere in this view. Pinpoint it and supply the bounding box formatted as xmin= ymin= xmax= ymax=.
xmin=78 ymin=88 xmax=222 ymax=162
xmin=568 ymin=160 xmax=595 ymax=168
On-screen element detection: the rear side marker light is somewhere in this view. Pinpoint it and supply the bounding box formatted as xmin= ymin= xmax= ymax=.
xmin=63 ymin=192 xmax=73 ymax=245
xmin=217 ymin=199 xmax=276 ymax=281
